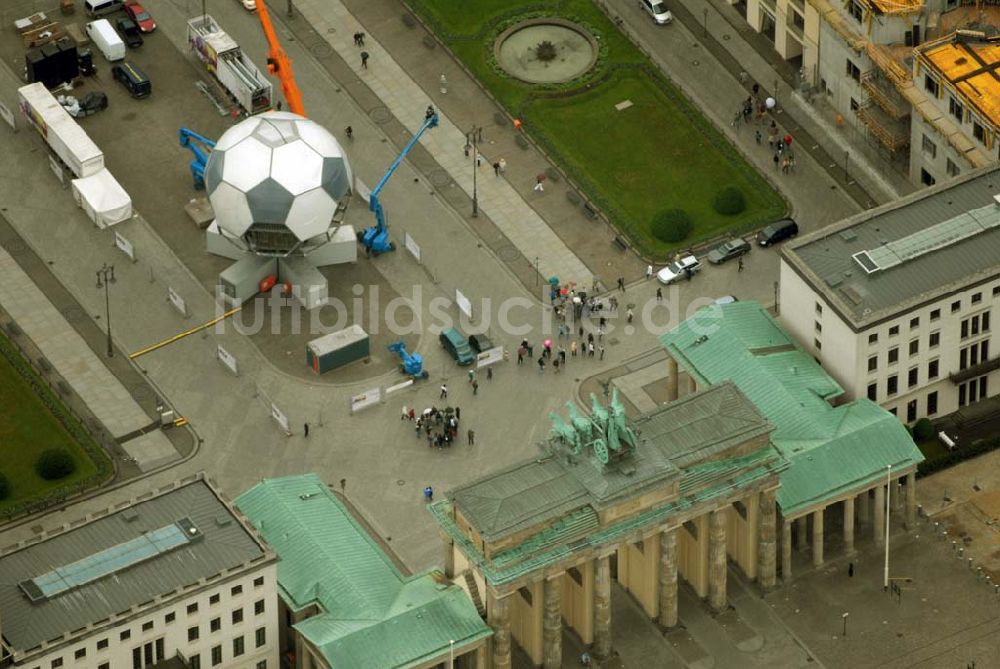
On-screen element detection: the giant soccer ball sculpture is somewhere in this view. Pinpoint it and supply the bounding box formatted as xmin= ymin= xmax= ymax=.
xmin=204 ymin=112 xmax=353 ymax=257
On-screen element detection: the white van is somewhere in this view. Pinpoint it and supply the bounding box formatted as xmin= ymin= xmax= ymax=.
xmin=86 ymin=19 xmax=126 ymax=62
xmin=85 ymin=0 xmax=125 ymax=16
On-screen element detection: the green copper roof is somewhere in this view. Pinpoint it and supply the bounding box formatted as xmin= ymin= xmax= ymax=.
xmin=661 ymin=301 xmax=924 ymax=516
xmin=236 ymin=475 xmax=490 ymax=668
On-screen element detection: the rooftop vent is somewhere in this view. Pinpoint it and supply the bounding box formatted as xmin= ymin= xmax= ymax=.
xmin=839 ymin=230 xmax=858 ymax=242
xmin=121 ymin=509 xmax=139 ymax=523
xmin=299 ymin=492 xmax=318 ymax=501
xmin=993 ymin=193 xmax=1000 ymax=207
xmin=214 ymin=516 xmax=232 ymax=528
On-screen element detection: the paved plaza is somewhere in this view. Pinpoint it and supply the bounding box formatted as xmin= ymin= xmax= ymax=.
xmin=1 ymin=0 xmax=998 ymax=666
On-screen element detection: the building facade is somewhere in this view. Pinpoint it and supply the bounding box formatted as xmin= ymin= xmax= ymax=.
xmin=780 ymin=166 xmax=1000 ymax=423
xmin=733 ymin=0 xmax=997 ymax=186
xmin=0 ymin=473 xmax=279 ymax=669
xmin=431 ymin=386 xmax=786 ymax=668
xmin=661 ymin=301 xmax=923 ymax=582
xmin=235 ymin=475 xmax=490 ymax=669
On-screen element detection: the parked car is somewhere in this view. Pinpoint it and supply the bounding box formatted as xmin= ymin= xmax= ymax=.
xmin=707 ymin=238 xmax=751 ymax=264
xmin=657 ymin=255 xmax=701 ymax=284
xmin=468 ymin=334 xmax=494 ymax=355
xmin=123 ymin=0 xmax=155 ymax=32
xmin=238 ymin=0 xmax=257 ymax=9
xmin=639 ymin=0 xmax=672 ymax=24
xmin=714 ymin=295 xmax=737 ymax=306
xmin=112 ymin=62 xmax=151 ymax=98
xmin=115 ymin=17 xmax=143 ymax=48
xmin=757 ymin=218 xmax=799 ymax=247
xmin=440 ymin=328 xmax=475 ymax=366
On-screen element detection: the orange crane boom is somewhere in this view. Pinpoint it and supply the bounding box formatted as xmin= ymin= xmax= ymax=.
xmin=256 ymin=1 xmax=306 ymax=116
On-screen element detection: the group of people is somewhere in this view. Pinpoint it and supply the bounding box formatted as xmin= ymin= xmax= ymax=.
xmin=407 ymin=405 xmax=474 ymax=448
xmin=732 ymin=85 xmax=797 ymax=176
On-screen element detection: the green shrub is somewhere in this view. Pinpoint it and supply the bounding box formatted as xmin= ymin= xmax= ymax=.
xmin=652 ymin=209 xmax=693 ymax=243
xmin=917 ymin=436 xmax=1000 ymax=477
xmin=713 ymin=185 xmax=746 ymax=216
xmin=913 ymin=418 xmax=935 ymax=441
xmin=0 ymin=474 xmax=9 ymax=500
xmin=35 ymin=449 xmax=76 ymax=481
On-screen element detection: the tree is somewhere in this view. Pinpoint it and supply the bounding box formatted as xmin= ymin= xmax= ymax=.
xmin=713 ymin=185 xmax=746 ymax=216
xmin=652 ymin=209 xmax=693 ymax=243
xmin=35 ymin=449 xmax=76 ymax=481
xmin=913 ymin=418 xmax=935 ymax=442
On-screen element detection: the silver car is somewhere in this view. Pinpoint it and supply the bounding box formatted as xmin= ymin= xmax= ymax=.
xmin=639 ymin=0 xmax=672 ymax=24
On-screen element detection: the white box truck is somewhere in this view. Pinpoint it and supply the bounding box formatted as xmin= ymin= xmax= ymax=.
xmin=17 ymin=83 xmax=104 ymax=178
xmin=85 ymin=19 xmax=125 ymax=62
xmin=187 ymin=15 xmax=272 ymax=115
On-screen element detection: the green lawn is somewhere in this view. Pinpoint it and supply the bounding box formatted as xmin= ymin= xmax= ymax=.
xmin=0 ymin=335 xmax=109 ymax=517
xmin=409 ymin=0 xmax=786 ymax=257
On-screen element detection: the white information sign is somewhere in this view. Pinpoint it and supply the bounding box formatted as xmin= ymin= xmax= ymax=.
xmin=271 ymin=402 xmax=291 ymax=435
xmin=456 ymin=289 xmax=472 ymax=319
xmin=477 ymin=345 xmax=504 ymax=368
xmin=114 ymin=231 xmax=135 ymax=262
xmin=167 ymin=286 xmax=188 ymax=317
xmin=404 ymin=231 xmax=421 ymax=262
xmin=350 ymin=386 xmax=382 ymax=413
xmin=385 ymin=378 xmax=414 ymax=395
xmin=217 ymin=344 xmax=238 ymax=376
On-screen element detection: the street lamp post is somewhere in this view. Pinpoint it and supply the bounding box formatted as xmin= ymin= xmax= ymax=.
xmin=842 ymin=612 xmax=849 ymax=636
xmin=448 ymin=640 xmax=455 ymax=669
xmin=467 ymin=126 xmax=481 ymax=217
xmin=96 ymin=264 xmax=116 ymax=358
xmin=884 ymin=464 xmax=892 ymax=591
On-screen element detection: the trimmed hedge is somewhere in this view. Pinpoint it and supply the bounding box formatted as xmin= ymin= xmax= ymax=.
xmin=713 ymin=185 xmax=747 ymax=216
xmin=913 ymin=418 xmax=935 ymax=442
xmin=0 ymin=474 xmax=8 ymax=500
xmin=652 ymin=209 xmax=693 ymax=243
xmin=35 ymin=448 xmax=76 ymax=481
xmin=917 ymin=435 xmax=1000 ymax=477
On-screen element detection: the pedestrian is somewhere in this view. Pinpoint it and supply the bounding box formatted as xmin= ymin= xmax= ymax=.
xmin=303 ymin=422 xmax=309 ymax=437
xmin=571 ymin=340 xmax=578 ymax=356
xmin=357 ymin=31 xmax=366 ymax=46
xmin=656 ymin=287 xmax=663 ymax=301
xmin=537 ymin=357 xmax=545 ymax=373
xmin=401 ymin=406 xmax=408 ymax=420
xmin=360 ymin=51 xmax=369 ymax=68
xmin=408 ymin=408 xmax=415 ymax=420
xmin=581 ymin=651 xmax=592 ymax=667
xmin=468 ymin=368 xmax=476 ymax=384
xmin=553 ymin=358 xmax=560 ymax=373
xmin=627 ymin=308 xmax=634 ymax=324
xmin=559 ymin=347 xmax=566 ymax=364
xmin=755 ymin=129 xmax=762 ymax=145
xmin=493 ymin=161 xmax=500 ymax=176
xmin=534 ymin=174 xmax=546 ymax=192
xmin=353 ymin=31 xmax=361 ymax=46
xmin=599 ymin=345 xmax=605 ymax=360
xmin=472 ymin=379 xmax=479 ymax=395
xmin=498 ymin=157 xmax=506 ymax=174
xmin=517 ymin=346 xmax=525 ymax=364
xmin=440 ymin=384 xmax=448 ymax=399
xmin=487 ymin=366 xmax=493 ymax=381
xmin=527 ymin=342 xmax=534 ymax=357
xmin=617 ymin=277 xmax=625 ymax=292
xmin=467 ymin=429 xmax=475 ymax=445
xmin=476 ymin=151 xmax=484 ymax=168
xmin=423 ymin=486 xmax=433 ymax=501
xmin=738 ymin=256 xmax=744 ymax=272
xmin=588 ymin=342 xmax=595 ymax=357
xmin=456 ymin=406 xmax=461 ymax=421
xmin=773 ymin=153 xmax=780 ymax=170
xmin=782 ymin=156 xmax=790 ymax=174
xmin=646 ymin=264 xmax=653 ymax=280
xmin=848 ymin=562 xmax=854 ymax=578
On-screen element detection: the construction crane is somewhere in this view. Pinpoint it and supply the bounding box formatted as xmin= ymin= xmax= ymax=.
xmin=360 ymin=107 xmax=439 ymax=256
xmin=255 ymin=0 xmax=305 ymax=116
xmin=178 ymin=127 xmax=216 ymax=190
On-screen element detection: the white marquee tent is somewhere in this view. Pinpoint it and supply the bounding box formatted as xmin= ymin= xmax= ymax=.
xmin=71 ymin=168 xmax=132 ymax=228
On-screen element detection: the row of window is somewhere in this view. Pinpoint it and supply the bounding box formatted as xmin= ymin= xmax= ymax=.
xmin=920 ymin=133 xmax=963 ymax=178
xmin=923 ymin=73 xmax=993 ymax=149
xmin=187 ymin=600 xmax=266 ymax=641
xmin=867 ymin=359 xmax=940 ymax=400
xmin=890 ymin=391 xmax=937 ymax=423
xmin=33 ymin=577 xmax=266 ymax=669
xmin=865 ymin=292 xmax=999 ymax=348
xmin=187 ymin=627 xmax=267 ymax=669
xmin=867 ymin=336 xmax=938 ymax=372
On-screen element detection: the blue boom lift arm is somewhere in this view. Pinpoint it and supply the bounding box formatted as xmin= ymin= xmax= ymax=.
xmin=360 ymin=108 xmax=439 ymax=255
xmin=178 ymin=128 xmax=217 ymax=190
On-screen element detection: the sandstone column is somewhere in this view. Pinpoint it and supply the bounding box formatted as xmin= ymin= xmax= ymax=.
xmin=709 ymin=509 xmax=727 ymax=612
xmin=874 ymin=485 xmax=885 ymax=548
xmin=443 ymin=536 xmax=455 ymax=579
xmin=475 ymin=644 xmax=486 ymax=669
xmin=843 ymin=496 xmax=855 ymax=555
xmin=795 ymin=516 xmax=808 ymax=551
xmin=782 ymin=519 xmax=793 ymax=584
xmin=543 ymin=575 xmax=563 ymax=669
xmin=594 ymin=555 xmax=612 ymax=659
xmin=905 ymin=471 xmax=917 ymax=530
xmin=858 ymin=489 xmax=870 ymax=527
xmin=812 ymin=507 xmax=824 ymax=567
xmin=658 ymin=528 xmax=679 ymax=628
xmin=666 ymin=355 xmax=679 ymax=402
xmin=685 ymin=372 xmax=697 ymax=397
xmin=758 ymin=489 xmax=777 ymax=590
xmin=488 ymin=593 xmax=511 ymax=669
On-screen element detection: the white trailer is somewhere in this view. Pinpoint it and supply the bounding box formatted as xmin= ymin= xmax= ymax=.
xmin=218 ymin=255 xmax=277 ymax=307
xmin=17 ymin=83 xmax=104 ymax=178
xmin=187 ymin=15 xmax=272 ymax=115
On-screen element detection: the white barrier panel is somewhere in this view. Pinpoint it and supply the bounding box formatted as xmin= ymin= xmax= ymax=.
xmin=167 ymin=286 xmax=188 ymax=317
xmin=350 ymin=386 xmax=382 ymax=413
xmin=385 ymin=379 xmax=414 ymax=395
xmin=456 ymin=289 xmax=472 ymax=319
xmin=217 ymin=344 xmax=238 ymax=376
xmin=404 ymin=231 xmax=421 ymax=262
xmin=477 ymin=345 xmax=504 ymax=368
xmin=49 ymin=155 xmax=64 ymax=184
xmin=114 ymin=231 xmax=136 ymax=262
xmin=0 ymin=102 xmax=14 ymax=130
xmin=271 ymin=402 xmax=291 ymax=435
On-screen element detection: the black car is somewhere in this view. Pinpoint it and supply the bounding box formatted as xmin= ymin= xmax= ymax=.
xmin=468 ymin=334 xmax=494 ymax=354
xmin=115 ymin=17 xmax=143 ymax=48
xmin=757 ymin=218 xmax=799 ymax=247
xmin=77 ymin=91 xmax=108 ymax=117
